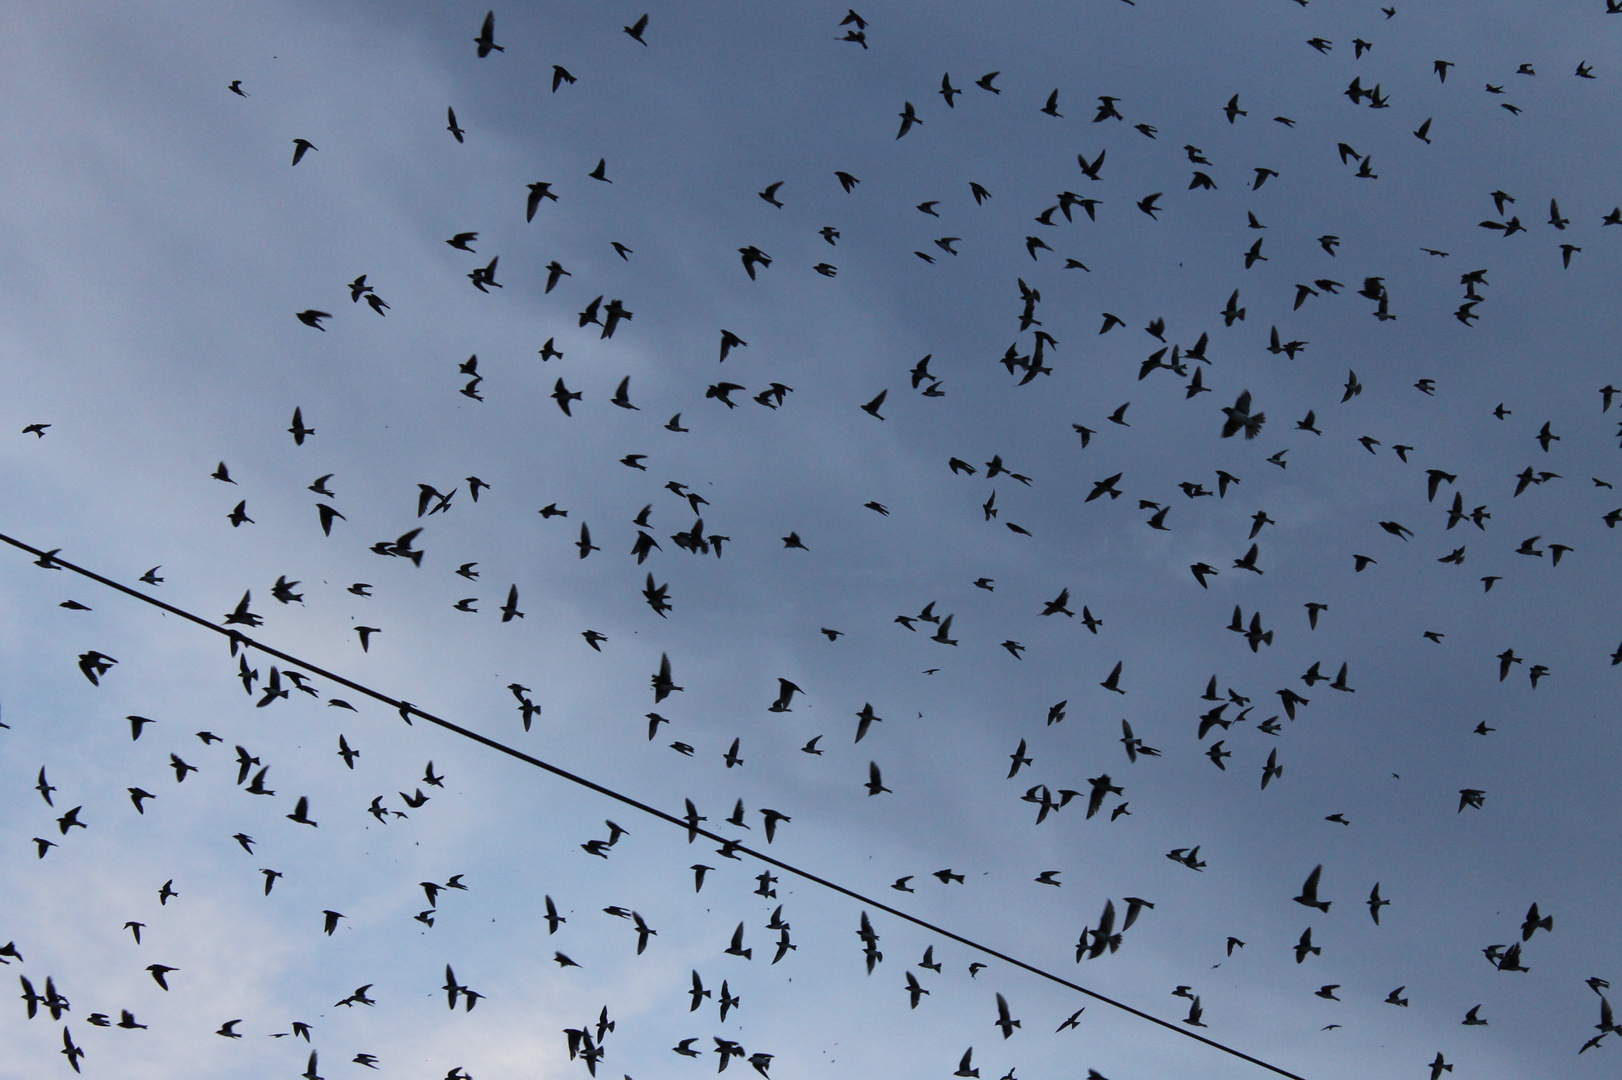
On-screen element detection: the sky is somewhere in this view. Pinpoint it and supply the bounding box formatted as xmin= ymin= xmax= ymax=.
xmin=2 ymin=2 xmax=1621 ymax=1078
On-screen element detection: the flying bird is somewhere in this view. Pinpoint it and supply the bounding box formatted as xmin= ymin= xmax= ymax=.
xmin=474 ymin=11 xmax=502 ymax=56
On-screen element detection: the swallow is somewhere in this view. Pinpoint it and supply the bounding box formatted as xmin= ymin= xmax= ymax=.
xmin=897 ymin=101 xmax=922 ymax=138
xmin=60 ymin=1027 xmax=85 ymax=1073
xmin=291 ymin=139 xmax=316 ymax=165
xmin=1294 ymin=865 xmax=1331 ymax=912
xmin=994 ymin=993 xmax=1021 ymax=1038
xmin=54 ymin=804 xmax=88 ymax=834
xmin=725 ymin=922 xmax=752 ymax=960
xmin=1261 ymin=749 xmax=1284 ymax=789
xmin=286 ymin=795 xmax=318 ymax=826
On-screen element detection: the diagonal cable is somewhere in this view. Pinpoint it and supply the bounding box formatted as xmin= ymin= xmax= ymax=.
xmin=0 ymin=530 xmax=1309 ymax=1080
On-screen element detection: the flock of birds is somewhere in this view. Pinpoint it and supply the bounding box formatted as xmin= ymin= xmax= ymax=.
xmin=7 ymin=4 xmax=1622 ymax=1078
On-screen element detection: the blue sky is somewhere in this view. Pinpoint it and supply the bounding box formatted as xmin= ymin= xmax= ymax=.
xmin=2 ymin=2 xmax=1621 ymax=1078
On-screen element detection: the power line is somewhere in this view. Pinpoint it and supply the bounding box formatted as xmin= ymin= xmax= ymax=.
xmin=0 ymin=531 xmax=1309 ymax=1080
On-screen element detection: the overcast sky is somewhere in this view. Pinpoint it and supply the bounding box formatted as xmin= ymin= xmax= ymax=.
xmin=2 ymin=2 xmax=1621 ymax=1079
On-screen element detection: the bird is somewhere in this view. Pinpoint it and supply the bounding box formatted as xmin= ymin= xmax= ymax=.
xmin=286 ymin=796 xmax=318 ymax=826
xmin=445 ymin=107 xmax=464 ymax=143
xmin=287 ymin=407 xmax=314 ymax=445
xmin=1294 ymin=865 xmax=1332 ymax=912
xmin=897 ymin=101 xmax=922 ymax=138
xmin=623 ymin=12 xmax=649 ymax=44
xmin=994 ymin=994 xmax=1021 ymax=1038
xmin=291 ymin=139 xmax=316 ymax=165
xmin=1100 ymin=661 xmax=1125 ymax=694
xmin=474 ymin=11 xmax=502 ymax=56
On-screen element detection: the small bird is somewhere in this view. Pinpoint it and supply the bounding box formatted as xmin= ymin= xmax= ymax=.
xmin=287 ymin=407 xmax=314 ymax=445
xmin=994 ymin=993 xmax=1021 ymax=1038
xmin=474 ymin=11 xmax=502 ymax=56
xmin=897 ymin=101 xmax=922 ymax=138
xmin=1294 ymin=865 xmax=1332 ymax=912
xmin=287 ymin=795 xmax=318 ymax=826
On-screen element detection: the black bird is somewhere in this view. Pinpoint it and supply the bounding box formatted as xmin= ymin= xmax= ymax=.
xmin=474 ymin=11 xmax=502 ymax=56
xmin=1221 ymin=391 xmax=1265 ymax=439
xmin=897 ymin=101 xmax=922 ymax=138
xmin=78 ymin=651 xmax=117 ymax=684
xmin=994 ymin=993 xmax=1021 ymax=1038
xmin=1294 ymin=865 xmax=1332 ymax=912
xmin=551 ymin=379 xmax=582 ymax=416
xmin=287 ymin=407 xmax=313 ymax=445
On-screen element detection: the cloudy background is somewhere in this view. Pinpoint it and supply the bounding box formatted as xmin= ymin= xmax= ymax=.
xmin=2 ymin=1 xmax=1621 ymax=1077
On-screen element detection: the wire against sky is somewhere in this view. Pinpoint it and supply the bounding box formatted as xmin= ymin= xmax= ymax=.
xmin=0 ymin=529 xmax=1311 ymax=1080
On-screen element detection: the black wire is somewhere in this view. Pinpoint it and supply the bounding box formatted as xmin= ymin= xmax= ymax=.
xmin=0 ymin=531 xmax=1310 ymax=1080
